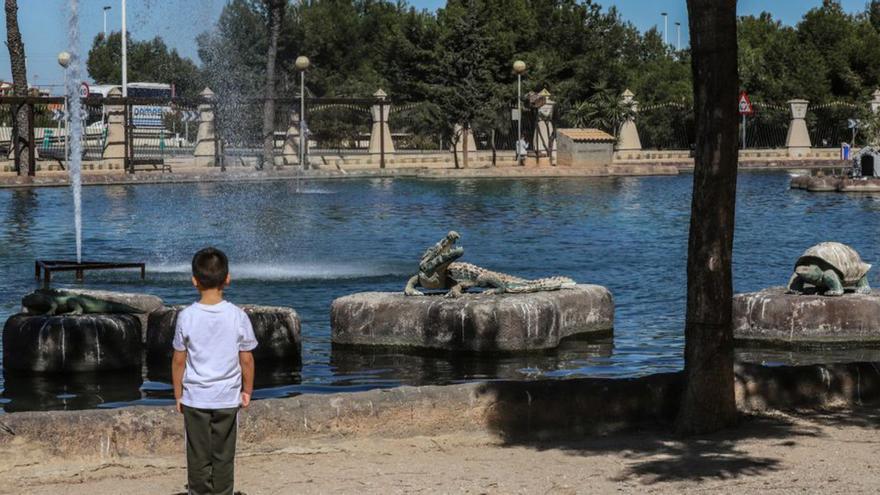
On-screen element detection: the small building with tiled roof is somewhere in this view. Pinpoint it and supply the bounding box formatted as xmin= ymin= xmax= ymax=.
xmin=556 ymin=128 xmax=615 ymax=168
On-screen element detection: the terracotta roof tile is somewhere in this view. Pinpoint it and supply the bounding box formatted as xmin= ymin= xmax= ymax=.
xmin=557 ymin=128 xmax=615 ymax=142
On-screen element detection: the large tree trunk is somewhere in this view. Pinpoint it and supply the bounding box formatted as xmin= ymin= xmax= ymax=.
xmin=462 ymin=123 xmax=469 ymax=168
xmin=676 ymin=0 xmax=739 ymax=435
xmin=261 ymin=0 xmax=284 ymax=170
xmin=5 ymin=0 xmax=31 ymax=175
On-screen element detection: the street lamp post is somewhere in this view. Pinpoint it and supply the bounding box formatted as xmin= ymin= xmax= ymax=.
xmin=295 ymin=55 xmax=310 ymax=169
xmin=58 ymin=52 xmax=71 ymax=171
xmin=121 ymin=0 xmax=127 ymax=96
xmin=661 ymin=12 xmax=668 ymax=46
xmin=103 ymin=6 xmax=111 ymax=38
xmin=513 ymin=60 xmax=526 ymax=152
xmin=675 ymin=22 xmax=681 ymax=51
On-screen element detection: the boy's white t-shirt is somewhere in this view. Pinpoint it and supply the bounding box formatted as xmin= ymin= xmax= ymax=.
xmin=172 ymin=301 xmax=258 ymax=409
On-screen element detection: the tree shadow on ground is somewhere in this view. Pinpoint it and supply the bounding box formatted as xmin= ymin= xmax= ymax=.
xmin=521 ymin=413 xmax=806 ymax=484
xmin=476 ymin=366 xmax=880 ymax=485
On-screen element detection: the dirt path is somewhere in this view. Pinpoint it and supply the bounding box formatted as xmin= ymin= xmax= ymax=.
xmin=3 ymin=407 xmax=880 ymax=494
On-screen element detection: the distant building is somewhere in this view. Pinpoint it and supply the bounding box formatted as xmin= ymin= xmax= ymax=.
xmin=0 ymin=81 xmax=49 ymax=97
xmin=88 ymin=82 xmax=175 ymax=129
xmin=87 ymin=82 xmax=174 ymax=98
xmin=556 ymin=128 xmax=616 ymax=168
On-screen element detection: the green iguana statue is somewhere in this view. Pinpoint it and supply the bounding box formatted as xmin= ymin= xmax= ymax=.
xmin=22 ymin=288 xmax=145 ymax=316
xmin=404 ymin=231 xmax=577 ymax=297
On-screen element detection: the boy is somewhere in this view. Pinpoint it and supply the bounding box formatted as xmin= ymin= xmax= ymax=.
xmin=172 ymin=247 xmax=257 ymax=495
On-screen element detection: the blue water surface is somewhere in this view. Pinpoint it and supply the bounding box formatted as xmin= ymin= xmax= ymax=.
xmin=2 ymin=172 xmax=879 ymax=412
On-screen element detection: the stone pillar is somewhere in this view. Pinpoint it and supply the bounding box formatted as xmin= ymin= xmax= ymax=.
xmin=871 ymin=89 xmax=880 ymax=114
xmin=533 ymin=88 xmax=555 ymax=157
xmin=102 ymin=87 xmax=126 ymax=169
xmin=369 ymin=89 xmax=394 ymax=155
xmin=453 ymin=123 xmax=476 ymax=153
xmin=616 ymin=89 xmax=642 ymax=151
xmin=785 ymin=99 xmax=811 ymax=157
xmin=280 ymin=110 xmax=300 ymax=165
xmin=193 ymin=87 xmax=217 ymax=166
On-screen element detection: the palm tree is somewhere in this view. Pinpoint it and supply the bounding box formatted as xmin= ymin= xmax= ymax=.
xmin=4 ymin=0 xmax=31 ymax=175
xmin=676 ymin=0 xmax=740 ymax=435
xmin=566 ymin=83 xmax=635 ymax=138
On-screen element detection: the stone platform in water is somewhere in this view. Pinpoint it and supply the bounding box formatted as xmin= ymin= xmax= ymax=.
xmin=36 ymin=288 xmax=165 ymax=339
xmin=330 ymin=285 xmax=614 ymax=352
xmin=3 ymin=289 xmax=162 ymax=372
xmin=2 ymin=313 xmax=142 ymax=372
xmin=147 ymin=304 xmax=302 ymax=363
xmin=790 ymin=175 xmax=880 ymax=192
xmin=734 ymin=287 xmax=880 ymax=347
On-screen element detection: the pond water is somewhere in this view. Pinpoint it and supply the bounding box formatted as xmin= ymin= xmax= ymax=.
xmin=2 ymin=172 xmax=880 ymax=412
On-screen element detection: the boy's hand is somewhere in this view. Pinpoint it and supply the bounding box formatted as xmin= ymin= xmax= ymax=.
xmin=241 ymin=391 xmax=251 ymax=409
xmin=176 ymin=399 xmax=183 ymax=414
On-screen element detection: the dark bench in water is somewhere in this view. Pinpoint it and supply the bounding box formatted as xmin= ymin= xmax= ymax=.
xmin=34 ymin=259 xmax=145 ymax=283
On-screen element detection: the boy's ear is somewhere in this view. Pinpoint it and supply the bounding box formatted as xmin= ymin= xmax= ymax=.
xmin=224 ymin=273 xmax=231 ymax=287
xmin=192 ymin=276 xmax=199 ymax=289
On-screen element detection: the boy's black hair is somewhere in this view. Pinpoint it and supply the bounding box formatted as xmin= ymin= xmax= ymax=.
xmin=192 ymin=247 xmax=229 ymax=289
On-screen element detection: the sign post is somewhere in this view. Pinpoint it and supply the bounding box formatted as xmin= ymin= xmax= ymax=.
xmin=738 ymin=91 xmax=754 ymax=149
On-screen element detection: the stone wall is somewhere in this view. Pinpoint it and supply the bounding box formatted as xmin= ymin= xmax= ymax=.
xmin=3 ymin=362 xmax=880 ymax=458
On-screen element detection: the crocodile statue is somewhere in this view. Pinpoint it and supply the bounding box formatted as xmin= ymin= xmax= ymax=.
xmin=404 ymin=231 xmax=577 ymax=297
xmin=22 ymin=288 xmax=145 ymax=316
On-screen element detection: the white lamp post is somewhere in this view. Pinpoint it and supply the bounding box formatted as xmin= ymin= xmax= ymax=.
xmin=295 ymin=55 xmax=310 ymax=168
xmin=513 ymin=60 xmax=526 ymax=145
xmin=661 ymin=12 xmax=668 ymax=46
xmin=103 ymin=6 xmax=111 ymax=38
xmin=675 ymin=21 xmax=681 ymax=51
xmin=121 ymin=0 xmax=127 ymax=96
xmin=58 ymin=51 xmax=71 ymax=170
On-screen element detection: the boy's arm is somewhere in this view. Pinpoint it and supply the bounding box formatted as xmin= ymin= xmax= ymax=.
xmin=172 ymin=350 xmax=187 ymax=413
xmin=239 ymin=351 xmax=254 ymax=408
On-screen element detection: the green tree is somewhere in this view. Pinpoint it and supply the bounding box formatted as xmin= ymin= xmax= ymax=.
xmin=565 ymin=83 xmax=636 ymax=138
xmin=871 ymin=0 xmax=880 ymax=31
xmin=87 ymin=32 xmax=203 ymax=97
xmin=434 ymin=0 xmax=499 ymax=167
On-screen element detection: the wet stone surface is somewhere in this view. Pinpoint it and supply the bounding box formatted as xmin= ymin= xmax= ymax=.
xmin=331 ymin=285 xmax=614 ymax=352
xmin=734 ymin=287 xmax=880 ymax=346
xmin=146 ymin=304 xmax=302 ymax=364
xmin=2 ymin=313 xmax=143 ymax=372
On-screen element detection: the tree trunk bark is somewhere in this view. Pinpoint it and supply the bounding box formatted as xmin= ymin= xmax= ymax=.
xmin=462 ymin=123 xmax=469 ymax=168
xmin=5 ymin=0 xmax=31 ymax=175
xmin=261 ymin=0 xmax=284 ymax=170
xmin=451 ymin=127 xmax=460 ymax=169
xmin=490 ymin=128 xmax=496 ymax=166
xmin=676 ymin=0 xmax=739 ymax=436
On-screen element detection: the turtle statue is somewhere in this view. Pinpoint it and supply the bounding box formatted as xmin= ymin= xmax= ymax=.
xmin=787 ymin=242 xmax=872 ymax=296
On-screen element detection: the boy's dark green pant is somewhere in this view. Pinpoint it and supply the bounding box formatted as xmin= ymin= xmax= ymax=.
xmin=183 ymin=405 xmax=239 ymax=495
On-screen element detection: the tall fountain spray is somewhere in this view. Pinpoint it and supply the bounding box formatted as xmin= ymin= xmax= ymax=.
xmin=66 ymin=0 xmax=84 ymax=263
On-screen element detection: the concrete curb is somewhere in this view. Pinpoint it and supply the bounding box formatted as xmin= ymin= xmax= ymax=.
xmin=2 ymin=362 xmax=880 ymax=458
xmin=0 ymin=160 xmax=847 ymax=189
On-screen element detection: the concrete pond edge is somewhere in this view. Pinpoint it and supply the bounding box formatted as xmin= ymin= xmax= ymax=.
xmin=3 ymin=361 xmax=880 ymax=459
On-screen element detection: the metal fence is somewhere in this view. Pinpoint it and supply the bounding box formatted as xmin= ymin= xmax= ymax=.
xmin=0 ymin=95 xmax=211 ymax=175
xmin=743 ymin=102 xmax=789 ymax=149
xmin=4 ymin=92 xmax=869 ymax=176
xmin=637 ymin=102 xmax=695 ymax=150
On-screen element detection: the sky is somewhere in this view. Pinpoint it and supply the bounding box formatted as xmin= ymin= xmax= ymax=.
xmin=0 ymin=0 xmax=876 ymax=93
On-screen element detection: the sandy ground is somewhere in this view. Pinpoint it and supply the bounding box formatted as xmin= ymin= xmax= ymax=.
xmin=2 ymin=407 xmax=880 ymax=494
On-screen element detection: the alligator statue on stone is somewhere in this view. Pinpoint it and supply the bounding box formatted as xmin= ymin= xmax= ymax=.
xmin=404 ymin=231 xmax=577 ymax=297
xmin=22 ymin=288 xmax=145 ymax=316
